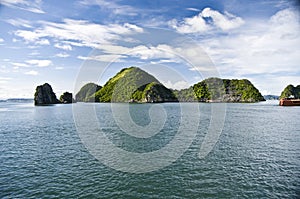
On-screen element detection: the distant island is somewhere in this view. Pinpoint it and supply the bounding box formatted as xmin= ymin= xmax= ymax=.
xmin=34 ymin=67 xmax=266 ymax=105
xmin=263 ymin=95 xmax=279 ymax=100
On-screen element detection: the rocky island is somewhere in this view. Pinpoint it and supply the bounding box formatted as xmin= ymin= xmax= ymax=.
xmin=77 ymin=67 xmax=265 ymax=103
xmin=94 ymin=67 xmax=177 ymax=103
xmin=75 ymin=83 xmax=102 ymax=102
xmin=34 ymin=83 xmax=60 ymax=105
xmin=34 ymin=83 xmax=75 ymax=105
xmin=60 ymin=92 xmax=75 ymax=104
xmin=34 ymin=67 xmax=266 ymax=105
xmin=280 ymin=84 xmax=300 ymax=99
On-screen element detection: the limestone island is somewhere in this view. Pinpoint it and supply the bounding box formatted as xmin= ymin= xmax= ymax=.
xmin=34 ymin=83 xmax=75 ymax=105
xmin=75 ymin=67 xmax=264 ymax=103
xmin=279 ymin=84 xmax=300 ymax=106
xmin=34 ymin=67 xmax=265 ymax=105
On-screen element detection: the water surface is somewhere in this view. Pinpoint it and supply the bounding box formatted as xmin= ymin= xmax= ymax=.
xmin=0 ymin=101 xmax=299 ymax=198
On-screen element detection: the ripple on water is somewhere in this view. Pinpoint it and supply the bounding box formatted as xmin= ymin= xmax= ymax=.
xmin=0 ymin=103 xmax=299 ymax=198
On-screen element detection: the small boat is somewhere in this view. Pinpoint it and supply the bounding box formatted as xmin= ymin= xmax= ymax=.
xmin=279 ymin=98 xmax=300 ymax=106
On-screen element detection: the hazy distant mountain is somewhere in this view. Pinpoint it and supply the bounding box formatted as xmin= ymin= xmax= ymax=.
xmin=264 ymin=95 xmax=279 ymax=100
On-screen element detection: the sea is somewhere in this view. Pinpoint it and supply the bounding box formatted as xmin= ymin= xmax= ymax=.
xmin=0 ymin=100 xmax=299 ymax=198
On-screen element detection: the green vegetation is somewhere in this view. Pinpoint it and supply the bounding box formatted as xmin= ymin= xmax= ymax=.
xmin=76 ymin=67 xmax=265 ymax=103
xmin=94 ymin=67 xmax=177 ymax=102
xmin=174 ymin=77 xmax=264 ymax=102
xmin=173 ymin=87 xmax=197 ymax=102
xmin=75 ymin=83 xmax=102 ymax=102
xmin=132 ymin=82 xmax=178 ymax=102
xmin=192 ymin=78 xmax=264 ymax=102
xmin=280 ymin=84 xmax=300 ymax=99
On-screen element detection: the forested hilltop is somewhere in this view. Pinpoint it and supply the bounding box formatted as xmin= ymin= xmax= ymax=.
xmin=75 ymin=67 xmax=265 ymax=103
xmin=280 ymin=84 xmax=300 ymax=99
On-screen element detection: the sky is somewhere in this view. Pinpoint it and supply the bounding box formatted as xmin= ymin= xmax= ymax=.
xmin=0 ymin=0 xmax=299 ymax=99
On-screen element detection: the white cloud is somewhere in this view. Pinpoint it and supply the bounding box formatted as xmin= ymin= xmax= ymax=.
xmin=25 ymin=59 xmax=52 ymax=67
xmin=0 ymin=38 xmax=4 ymax=43
xmin=198 ymin=8 xmax=300 ymax=94
xmin=77 ymin=54 xmax=126 ymax=62
xmin=129 ymin=45 xmax=178 ymax=60
xmin=55 ymin=67 xmax=64 ymax=70
xmin=54 ymin=43 xmax=73 ymax=51
xmin=35 ymin=39 xmax=50 ymax=45
xmin=201 ymin=8 xmax=244 ymax=31
xmin=80 ymin=0 xmax=138 ymax=16
xmin=15 ymin=19 xmax=143 ymax=49
xmin=169 ymin=14 xmax=209 ymax=34
xmin=11 ymin=62 xmax=29 ymax=67
xmin=6 ymin=18 xmax=32 ymax=28
xmin=161 ymin=80 xmax=190 ymax=90
xmin=170 ymin=7 xmax=244 ymax=33
xmin=1 ymin=0 xmax=45 ymax=14
xmin=55 ymin=52 xmax=70 ymax=58
xmin=25 ymin=70 xmax=38 ymax=75
xmin=14 ymin=30 xmax=49 ymax=46
xmin=186 ymin=8 xmax=200 ymax=12
xmin=0 ymin=77 xmax=12 ymax=84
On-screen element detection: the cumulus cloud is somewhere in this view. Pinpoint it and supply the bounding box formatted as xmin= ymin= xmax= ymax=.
xmin=169 ymin=14 xmax=209 ymax=34
xmin=199 ymin=8 xmax=300 ymax=94
xmin=170 ymin=7 xmax=244 ymax=33
xmin=25 ymin=59 xmax=52 ymax=67
xmin=201 ymin=8 xmax=244 ymax=31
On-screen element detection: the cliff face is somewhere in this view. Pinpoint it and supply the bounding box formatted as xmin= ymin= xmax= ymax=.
xmin=280 ymin=85 xmax=300 ymax=99
xmin=34 ymin=83 xmax=60 ymax=105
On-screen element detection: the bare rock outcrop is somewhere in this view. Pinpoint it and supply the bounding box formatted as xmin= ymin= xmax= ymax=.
xmin=34 ymin=83 xmax=60 ymax=106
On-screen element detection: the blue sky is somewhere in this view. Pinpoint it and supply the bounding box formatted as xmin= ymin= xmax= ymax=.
xmin=0 ymin=0 xmax=299 ymax=99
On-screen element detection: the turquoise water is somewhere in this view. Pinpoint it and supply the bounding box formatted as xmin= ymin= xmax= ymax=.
xmin=0 ymin=101 xmax=299 ymax=198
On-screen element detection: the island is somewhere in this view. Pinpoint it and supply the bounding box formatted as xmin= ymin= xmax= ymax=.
xmin=279 ymin=84 xmax=300 ymax=106
xmin=34 ymin=67 xmax=266 ymax=105
xmin=77 ymin=67 xmax=265 ymax=103
xmin=34 ymin=83 xmax=75 ymax=105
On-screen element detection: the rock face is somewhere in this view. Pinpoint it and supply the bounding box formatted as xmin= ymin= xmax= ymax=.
xmin=34 ymin=83 xmax=60 ymax=105
xmin=60 ymin=92 xmax=75 ymax=103
xmin=75 ymin=83 xmax=102 ymax=102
